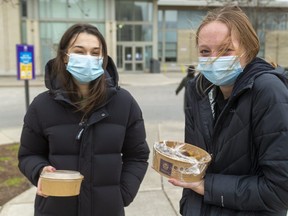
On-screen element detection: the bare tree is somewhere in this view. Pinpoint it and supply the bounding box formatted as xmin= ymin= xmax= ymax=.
xmin=202 ymin=0 xmax=288 ymax=66
xmin=0 ymin=0 xmax=19 ymax=6
xmin=206 ymin=0 xmax=252 ymax=5
xmin=204 ymin=0 xmax=287 ymax=31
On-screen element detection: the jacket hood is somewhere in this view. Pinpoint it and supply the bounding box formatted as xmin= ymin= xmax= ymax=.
xmin=44 ymin=55 xmax=119 ymax=91
xmin=232 ymin=57 xmax=288 ymax=96
xmin=195 ymin=57 xmax=287 ymax=98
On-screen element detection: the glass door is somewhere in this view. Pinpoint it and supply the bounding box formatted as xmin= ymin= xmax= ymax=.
xmin=123 ymin=45 xmax=144 ymax=72
xmin=135 ymin=46 xmax=144 ymax=71
xmin=124 ymin=46 xmax=133 ymax=71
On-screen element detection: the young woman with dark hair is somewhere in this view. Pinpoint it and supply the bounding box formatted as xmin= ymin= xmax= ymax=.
xmin=18 ymin=23 xmax=150 ymax=216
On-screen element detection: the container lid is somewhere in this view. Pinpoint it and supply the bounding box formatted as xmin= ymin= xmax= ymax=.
xmin=41 ymin=170 xmax=84 ymax=180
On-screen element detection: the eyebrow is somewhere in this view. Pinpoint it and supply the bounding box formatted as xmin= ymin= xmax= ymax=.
xmin=72 ymin=45 xmax=101 ymax=50
xmin=198 ymin=42 xmax=233 ymax=50
xmin=198 ymin=45 xmax=210 ymax=49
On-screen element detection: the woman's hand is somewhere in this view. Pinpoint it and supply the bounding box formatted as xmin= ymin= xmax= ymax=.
xmin=37 ymin=166 xmax=56 ymax=197
xmin=168 ymin=178 xmax=205 ymax=195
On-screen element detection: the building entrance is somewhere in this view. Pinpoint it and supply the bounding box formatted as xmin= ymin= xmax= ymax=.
xmin=117 ymin=43 xmax=153 ymax=73
xmin=123 ymin=45 xmax=144 ymax=72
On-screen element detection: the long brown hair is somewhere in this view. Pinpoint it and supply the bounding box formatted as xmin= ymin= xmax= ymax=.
xmin=52 ymin=23 xmax=108 ymax=118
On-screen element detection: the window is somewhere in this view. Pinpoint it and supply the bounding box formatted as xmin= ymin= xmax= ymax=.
xmin=21 ymin=0 xmax=27 ymax=17
xmin=117 ymin=24 xmax=152 ymax=41
xmin=116 ymin=0 xmax=153 ymax=21
xmin=158 ymin=9 xmax=206 ymax=62
xmin=39 ymin=0 xmax=105 ymax=19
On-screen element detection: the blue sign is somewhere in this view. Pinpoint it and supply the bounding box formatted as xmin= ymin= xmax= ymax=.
xmin=16 ymin=44 xmax=35 ymax=80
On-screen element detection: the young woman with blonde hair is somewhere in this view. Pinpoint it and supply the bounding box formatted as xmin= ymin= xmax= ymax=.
xmin=169 ymin=6 xmax=288 ymax=216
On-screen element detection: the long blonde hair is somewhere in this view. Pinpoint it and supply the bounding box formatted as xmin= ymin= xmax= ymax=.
xmin=195 ymin=5 xmax=260 ymax=94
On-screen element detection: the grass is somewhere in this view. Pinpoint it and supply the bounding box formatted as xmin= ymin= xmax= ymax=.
xmin=3 ymin=177 xmax=25 ymax=187
xmin=0 ymin=143 xmax=31 ymax=206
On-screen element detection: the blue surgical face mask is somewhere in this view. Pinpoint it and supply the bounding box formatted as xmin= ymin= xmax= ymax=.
xmin=66 ymin=53 xmax=104 ymax=84
xmin=196 ymin=56 xmax=243 ymax=86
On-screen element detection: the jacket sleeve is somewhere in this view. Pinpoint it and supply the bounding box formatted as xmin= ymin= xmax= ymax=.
xmin=175 ymin=78 xmax=186 ymax=95
xmin=120 ymin=97 xmax=150 ymax=207
xmin=18 ymin=98 xmax=50 ymax=186
xmin=204 ymin=74 xmax=288 ymax=212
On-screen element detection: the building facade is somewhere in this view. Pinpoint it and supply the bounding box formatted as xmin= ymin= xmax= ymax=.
xmin=0 ymin=0 xmax=288 ymax=76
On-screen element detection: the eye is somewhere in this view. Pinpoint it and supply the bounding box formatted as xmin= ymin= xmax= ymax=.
xmin=91 ymin=52 xmax=100 ymax=56
xmin=90 ymin=48 xmax=101 ymax=56
xmin=69 ymin=47 xmax=86 ymax=55
xmin=71 ymin=49 xmax=85 ymax=55
xmin=222 ymin=49 xmax=234 ymax=56
xmin=199 ymin=49 xmax=210 ymax=57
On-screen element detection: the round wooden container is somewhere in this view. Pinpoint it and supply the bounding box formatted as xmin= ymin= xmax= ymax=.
xmin=40 ymin=170 xmax=84 ymax=197
xmin=152 ymin=140 xmax=211 ymax=182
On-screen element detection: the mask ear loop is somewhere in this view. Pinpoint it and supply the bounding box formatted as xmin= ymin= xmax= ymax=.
xmin=200 ymin=57 xmax=215 ymax=68
xmin=94 ymin=56 xmax=104 ymax=65
xmin=227 ymin=52 xmax=245 ymax=71
xmin=63 ymin=53 xmax=70 ymax=65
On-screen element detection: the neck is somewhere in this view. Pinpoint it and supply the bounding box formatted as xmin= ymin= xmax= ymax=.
xmin=219 ymin=85 xmax=233 ymax=99
xmin=78 ymin=84 xmax=89 ymax=98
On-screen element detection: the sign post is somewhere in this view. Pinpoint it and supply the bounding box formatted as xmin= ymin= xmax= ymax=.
xmin=16 ymin=44 xmax=35 ymax=111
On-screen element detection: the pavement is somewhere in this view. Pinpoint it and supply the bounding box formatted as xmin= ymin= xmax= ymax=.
xmin=0 ymin=71 xmax=186 ymax=216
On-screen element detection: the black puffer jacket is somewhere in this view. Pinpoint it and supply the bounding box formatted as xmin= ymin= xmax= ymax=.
xmin=18 ymin=57 xmax=150 ymax=216
xmin=181 ymin=58 xmax=288 ymax=216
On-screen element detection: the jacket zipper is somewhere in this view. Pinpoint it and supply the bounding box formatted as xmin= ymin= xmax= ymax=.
xmin=210 ymin=88 xmax=248 ymax=166
xmin=76 ymin=119 xmax=87 ymax=143
xmin=76 ymin=119 xmax=87 ymax=216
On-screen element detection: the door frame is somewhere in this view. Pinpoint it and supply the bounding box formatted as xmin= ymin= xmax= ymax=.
xmin=117 ymin=42 xmax=153 ymax=73
xmin=123 ymin=44 xmax=144 ymax=72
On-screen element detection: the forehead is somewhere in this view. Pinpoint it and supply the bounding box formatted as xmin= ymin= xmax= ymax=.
xmin=69 ymin=32 xmax=100 ymax=49
xmin=198 ymin=21 xmax=239 ymax=48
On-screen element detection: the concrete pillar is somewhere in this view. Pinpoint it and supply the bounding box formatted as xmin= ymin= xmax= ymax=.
xmin=105 ymin=0 xmax=117 ymax=62
xmin=152 ymin=0 xmax=158 ymax=60
xmin=0 ymin=0 xmax=21 ymax=75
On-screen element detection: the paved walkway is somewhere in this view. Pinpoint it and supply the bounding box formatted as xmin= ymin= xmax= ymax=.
xmin=1 ymin=72 xmax=288 ymax=216
xmin=0 ymin=72 xmax=185 ymax=216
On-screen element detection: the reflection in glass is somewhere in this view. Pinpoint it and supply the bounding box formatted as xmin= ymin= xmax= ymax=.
xmin=125 ymin=47 xmax=132 ymax=61
xmin=82 ymin=0 xmax=105 ymax=19
xmin=21 ymin=0 xmax=27 ymax=17
xmin=115 ymin=0 xmax=152 ymax=21
xmin=125 ymin=63 xmax=132 ymax=71
xmin=116 ymin=0 xmax=153 ymax=42
xmin=39 ymin=0 xmax=66 ymax=18
xmin=38 ymin=0 xmax=105 ymax=19
xmin=165 ymin=31 xmax=177 ymax=62
xmin=135 ymin=47 xmax=143 ymax=61
xmin=117 ymin=45 xmax=123 ymax=68
xmin=40 ymin=23 xmax=69 ymax=70
xmin=117 ymin=24 xmax=152 ymax=42
xmin=165 ymin=10 xmax=178 ymax=29
xmin=145 ymin=45 xmax=152 ymax=69
xmin=136 ymin=63 xmax=143 ymax=71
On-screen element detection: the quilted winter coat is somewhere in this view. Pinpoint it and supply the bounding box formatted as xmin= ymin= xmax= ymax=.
xmin=180 ymin=58 xmax=288 ymax=216
xmin=18 ymin=56 xmax=150 ymax=216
